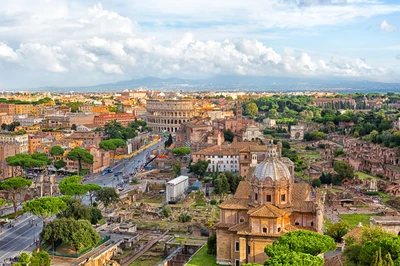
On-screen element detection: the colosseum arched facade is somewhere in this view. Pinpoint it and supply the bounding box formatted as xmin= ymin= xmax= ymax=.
xmin=146 ymin=99 xmax=195 ymax=133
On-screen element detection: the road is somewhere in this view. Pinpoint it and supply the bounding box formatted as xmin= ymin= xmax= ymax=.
xmin=0 ymin=138 xmax=165 ymax=264
xmin=0 ymin=214 xmax=42 ymax=265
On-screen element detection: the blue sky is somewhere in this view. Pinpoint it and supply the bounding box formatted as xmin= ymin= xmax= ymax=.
xmin=0 ymin=0 xmax=399 ymax=88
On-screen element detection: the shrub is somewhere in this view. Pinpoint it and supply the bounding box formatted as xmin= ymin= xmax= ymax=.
xmin=210 ymin=199 xmax=217 ymax=205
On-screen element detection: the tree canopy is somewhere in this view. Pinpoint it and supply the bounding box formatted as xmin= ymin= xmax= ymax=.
xmin=95 ymin=187 xmax=119 ymax=208
xmin=0 ymin=177 xmax=32 ymax=217
xmin=40 ymin=217 xmax=100 ymax=252
xmin=333 ymin=161 xmax=354 ymax=181
xmin=246 ymin=102 xmax=259 ymax=117
xmin=57 ymin=198 xmax=102 ymax=225
xmin=49 ymin=145 xmax=64 ymax=157
xmin=172 ymin=147 xmax=192 ymax=156
xmin=264 ymin=230 xmax=336 ymax=266
xmin=99 ymin=138 xmax=126 ymax=151
xmin=223 ymin=129 xmax=234 ymax=142
xmin=66 ymin=148 xmax=94 ymax=175
xmin=23 ymin=197 xmax=67 ymax=226
xmin=58 ymin=175 xmax=88 ymax=197
xmin=54 ymin=159 xmax=67 ymax=170
xmin=189 ymin=159 xmax=209 ymax=178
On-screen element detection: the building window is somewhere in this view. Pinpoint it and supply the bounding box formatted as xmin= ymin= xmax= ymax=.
xmin=235 ymin=242 xmax=240 ymax=252
xmin=235 ymin=260 xmax=240 ymax=266
xmin=311 ymin=222 xmax=314 ymax=227
xmin=266 ymin=195 xmax=272 ymax=202
xmin=278 ymin=227 xmax=281 ymax=232
xmin=255 ymin=193 xmax=258 ymax=201
xmin=239 ymin=217 xmax=245 ymax=224
xmin=263 ymin=227 xmax=267 ymax=233
xmin=281 ymin=194 xmax=286 ymax=202
xmin=247 ymin=245 xmax=251 ymax=255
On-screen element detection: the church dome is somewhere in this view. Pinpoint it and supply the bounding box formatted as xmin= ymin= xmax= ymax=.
xmin=252 ymin=140 xmax=291 ymax=182
xmin=253 ymin=159 xmax=291 ymax=182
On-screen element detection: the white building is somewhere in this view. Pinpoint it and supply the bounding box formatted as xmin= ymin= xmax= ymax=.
xmin=166 ymin=175 xmax=189 ymax=202
xmin=192 ymin=145 xmax=239 ymax=173
xmin=0 ymin=133 xmax=29 ymax=154
xmin=242 ymin=125 xmax=263 ymax=141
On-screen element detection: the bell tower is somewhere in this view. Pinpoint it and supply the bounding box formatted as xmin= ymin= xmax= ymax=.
xmin=236 ymin=99 xmax=242 ymax=121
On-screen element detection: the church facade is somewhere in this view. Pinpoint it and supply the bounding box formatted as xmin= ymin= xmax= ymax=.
xmin=215 ymin=141 xmax=324 ymax=265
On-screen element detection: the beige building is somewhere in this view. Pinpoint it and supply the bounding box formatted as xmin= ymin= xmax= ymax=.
xmin=370 ymin=216 xmax=400 ymax=235
xmin=0 ymin=113 xmax=13 ymax=125
xmin=0 ymin=133 xmax=29 ymax=154
xmin=0 ymin=142 xmax=21 ymax=180
xmin=215 ymin=141 xmax=324 ymax=265
xmin=146 ymin=99 xmax=195 ymax=133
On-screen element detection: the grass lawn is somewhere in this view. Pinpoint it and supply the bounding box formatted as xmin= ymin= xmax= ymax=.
xmin=355 ymin=172 xmax=379 ymax=180
xmin=0 ymin=210 xmax=24 ymax=219
xmin=187 ymin=245 xmax=219 ymax=266
xmin=339 ymin=213 xmax=379 ymax=228
xmin=129 ymin=256 xmax=163 ymax=266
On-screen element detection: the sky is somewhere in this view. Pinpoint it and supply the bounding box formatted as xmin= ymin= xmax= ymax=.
xmin=0 ymin=0 xmax=399 ymax=89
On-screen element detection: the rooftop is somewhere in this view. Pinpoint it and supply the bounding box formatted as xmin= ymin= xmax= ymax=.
xmin=167 ymin=175 xmax=189 ymax=185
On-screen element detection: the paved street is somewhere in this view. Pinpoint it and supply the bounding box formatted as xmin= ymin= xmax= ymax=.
xmin=0 ymin=138 xmax=165 ymax=263
xmin=0 ymin=214 xmax=42 ymax=264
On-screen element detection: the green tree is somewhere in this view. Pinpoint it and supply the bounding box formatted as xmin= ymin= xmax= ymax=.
xmin=49 ymin=145 xmax=64 ymax=157
xmin=214 ymin=173 xmax=230 ymax=195
xmin=30 ymin=250 xmax=51 ymax=266
xmin=66 ymin=148 xmax=94 ymax=176
xmin=334 ymin=149 xmax=345 ymax=157
xmin=325 ymin=220 xmax=350 ymax=242
xmin=95 ymin=187 xmax=120 ymax=209
xmin=222 ymin=171 xmax=243 ymax=194
xmin=6 ymin=153 xmax=49 ymax=177
xmin=40 ymin=218 xmax=100 ymax=253
xmin=173 ymin=162 xmax=181 ymax=177
xmin=207 ymin=233 xmax=217 ymax=255
xmin=189 ymin=159 xmax=209 ymax=178
xmin=246 ymin=102 xmax=259 ymax=117
xmin=71 ymin=124 xmax=77 ymax=131
xmin=223 ymin=129 xmax=234 ymax=142
xmin=23 ymin=196 xmax=67 ymax=227
xmin=165 ymin=134 xmax=173 ymax=148
xmin=84 ymin=183 xmax=102 ymax=205
xmin=311 ymin=178 xmax=321 ymax=188
xmin=178 ymin=212 xmax=192 ymax=223
xmin=264 ymin=230 xmax=336 ymax=266
xmin=333 ymin=161 xmax=354 ymax=181
xmin=54 ymin=159 xmax=66 ymax=170
xmin=59 ymin=175 xmax=88 ymax=197
xmin=99 ymin=138 xmax=126 ymax=164
xmin=0 ymin=177 xmax=32 ymax=217
xmin=161 ymin=206 xmax=172 ymax=218
xmin=172 ymin=147 xmax=192 ymax=157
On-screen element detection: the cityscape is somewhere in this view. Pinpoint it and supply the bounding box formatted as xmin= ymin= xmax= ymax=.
xmin=1 ymin=1 xmax=400 ymax=266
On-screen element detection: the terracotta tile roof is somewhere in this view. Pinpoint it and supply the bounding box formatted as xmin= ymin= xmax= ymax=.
xmin=228 ymin=222 xmax=249 ymax=232
xmin=324 ymin=255 xmax=343 ymax=266
xmin=247 ymin=204 xmax=287 ymax=218
xmin=343 ymin=225 xmax=363 ymax=241
xmin=214 ymin=222 xmax=234 ymax=228
xmin=219 ymin=198 xmax=251 ymax=210
xmin=233 ymin=181 xmax=251 ymax=199
xmin=292 ymin=182 xmax=311 ymax=202
xmin=282 ymin=224 xmax=299 ymax=233
xmin=292 ymin=201 xmax=316 ymax=213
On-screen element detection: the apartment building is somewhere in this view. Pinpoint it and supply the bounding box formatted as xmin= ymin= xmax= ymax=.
xmin=0 ymin=133 xmax=29 ymax=154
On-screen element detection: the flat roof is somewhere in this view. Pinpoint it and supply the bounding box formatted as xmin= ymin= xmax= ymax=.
xmin=371 ymin=216 xmax=400 ymax=223
xmin=167 ymin=175 xmax=189 ymax=185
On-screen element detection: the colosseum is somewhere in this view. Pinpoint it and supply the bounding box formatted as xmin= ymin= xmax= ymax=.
xmin=146 ymin=99 xmax=195 ymax=133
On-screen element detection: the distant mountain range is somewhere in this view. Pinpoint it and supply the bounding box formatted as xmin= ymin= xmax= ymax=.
xmin=19 ymin=75 xmax=400 ymax=93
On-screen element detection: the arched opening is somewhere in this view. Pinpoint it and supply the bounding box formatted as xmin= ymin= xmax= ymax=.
xmin=311 ymin=222 xmax=314 ymax=227
xmin=277 ymin=227 xmax=281 ymax=232
xmin=239 ymin=217 xmax=245 ymax=224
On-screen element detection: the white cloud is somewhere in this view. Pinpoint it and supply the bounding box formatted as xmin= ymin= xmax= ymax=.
xmin=0 ymin=1 xmax=399 ymax=87
xmin=0 ymin=42 xmax=18 ymax=62
xmin=101 ymin=63 xmax=123 ymax=74
xmin=380 ymin=20 xmax=397 ymax=32
xmin=17 ymin=43 xmax=68 ymax=73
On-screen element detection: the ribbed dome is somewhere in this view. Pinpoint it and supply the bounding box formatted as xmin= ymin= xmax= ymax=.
xmin=253 ymin=158 xmax=291 ymax=182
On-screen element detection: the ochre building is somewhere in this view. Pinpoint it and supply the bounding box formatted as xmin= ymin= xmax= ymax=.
xmin=146 ymin=99 xmax=195 ymax=133
xmin=215 ymin=141 xmax=324 ymax=265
